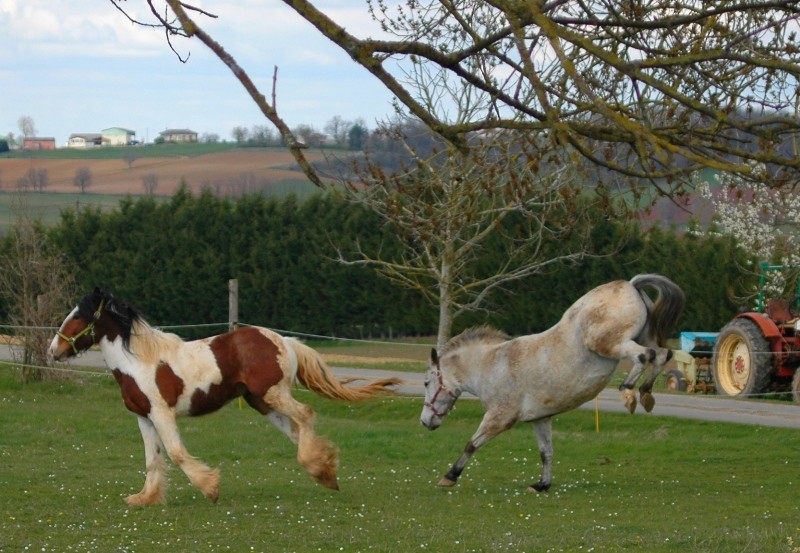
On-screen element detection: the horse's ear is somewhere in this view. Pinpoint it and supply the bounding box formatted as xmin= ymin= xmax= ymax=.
xmin=430 ymin=348 xmax=439 ymax=366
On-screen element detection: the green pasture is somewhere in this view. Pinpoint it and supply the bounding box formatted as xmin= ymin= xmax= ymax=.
xmin=1 ymin=367 xmax=798 ymax=553
xmin=0 ymin=143 xmax=243 ymax=160
xmin=0 ymin=192 xmax=133 ymax=232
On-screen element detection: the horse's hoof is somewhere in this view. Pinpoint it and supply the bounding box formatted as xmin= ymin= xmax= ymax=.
xmin=526 ymin=481 xmax=550 ymax=493
xmin=437 ymin=477 xmax=457 ymax=487
xmin=640 ymin=391 xmax=655 ymax=413
xmin=126 ymin=492 xmax=164 ymax=507
xmin=317 ymin=474 xmax=340 ymax=491
xmin=202 ymin=469 xmax=221 ymax=503
xmin=621 ymin=390 xmax=637 ymax=414
xmin=204 ymin=484 xmax=220 ymax=503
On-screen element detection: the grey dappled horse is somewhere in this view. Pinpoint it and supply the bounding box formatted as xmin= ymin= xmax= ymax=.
xmin=420 ymin=274 xmax=684 ymax=493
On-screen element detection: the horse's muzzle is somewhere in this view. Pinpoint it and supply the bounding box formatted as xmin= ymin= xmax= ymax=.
xmin=420 ymin=414 xmax=442 ymax=430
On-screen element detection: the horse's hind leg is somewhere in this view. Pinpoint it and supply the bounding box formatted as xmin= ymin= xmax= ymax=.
xmin=249 ymin=390 xmax=339 ymax=490
xmin=637 ymin=348 xmax=674 ymax=412
xmin=618 ymin=348 xmax=653 ymax=413
xmin=126 ymin=415 xmax=169 ymax=506
xmin=617 ymin=344 xmax=673 ymax=413
xmin=149 ymin=406 xmax=220 ymax=502
xmin=438 ymin=411 xmax=515 ymax=488
xmin=528 ymin=417 xmax=553 ymax=493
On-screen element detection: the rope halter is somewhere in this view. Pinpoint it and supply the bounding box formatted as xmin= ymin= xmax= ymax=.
xmin=57 ymin=299 xmax=105 ymax=355
xmin=424 ymin=365 xmax=459 ymax=418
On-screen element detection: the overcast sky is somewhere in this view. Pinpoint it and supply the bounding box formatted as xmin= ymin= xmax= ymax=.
xmin=0 ymin=0 xmax=396 ymax=146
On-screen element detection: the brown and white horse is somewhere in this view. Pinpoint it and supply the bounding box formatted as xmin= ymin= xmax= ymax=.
xmin=48 ymin=288 xmax=399 ymax=506
xmin=420 ymin=274 xmax=684 ymax=493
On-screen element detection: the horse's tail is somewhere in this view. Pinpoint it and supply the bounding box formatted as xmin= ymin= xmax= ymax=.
xmin=287 ymin=338 xmax=401 ymax=401
xmin=630 ymin=274 xmax=685 ymax=347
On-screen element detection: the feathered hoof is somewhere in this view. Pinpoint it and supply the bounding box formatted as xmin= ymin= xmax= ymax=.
xmin=621 ymin=389 xmax=637 ymax=414
xmin=314 ymin=471 xmax=340 ymax=491
xmin=199 ymin=468 xmax=221 ymax=503
xmin=125 ymin=490 xmax=166 ymax=507
xmin=640 ymin=391 xmax=655 ymax=413
xmin=437 ymin=477 xmax=457 ymax=488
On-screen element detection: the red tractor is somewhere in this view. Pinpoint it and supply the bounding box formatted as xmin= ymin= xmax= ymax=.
xmin=711 ymin=263 xmax=800 ymax=403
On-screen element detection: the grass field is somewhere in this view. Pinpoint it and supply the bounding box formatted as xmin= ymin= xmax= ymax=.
xmin=1 ymin=366 xmax=798 ymax=553
xmin=0 ymin=143 xmax=242 ymax=160
xmin=0 ymin=144 xmax=329 ymax=233
xmin=0 ymin=191 xmax=137 ymax=230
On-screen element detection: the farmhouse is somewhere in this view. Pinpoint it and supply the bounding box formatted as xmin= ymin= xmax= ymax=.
xmin=22 ymin=137 xmax=56 ymax=150
xmin=67 ymin=133 xmax=103 ymax=148
xmin=102 ymin=127 xmax=137 ymax=146
xmin=159 ymin=128 xmax=198 ymax=143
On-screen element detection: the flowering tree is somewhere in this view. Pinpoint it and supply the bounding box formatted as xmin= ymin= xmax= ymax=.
xmin=697 ymin=166 xmax=800 ymax=302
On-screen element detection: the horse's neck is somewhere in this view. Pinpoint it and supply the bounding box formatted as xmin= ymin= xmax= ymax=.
xmin=448 ymin=343 xmax=506 ymax=395
xmin=100 ymin=320 xmax=177 ymax=370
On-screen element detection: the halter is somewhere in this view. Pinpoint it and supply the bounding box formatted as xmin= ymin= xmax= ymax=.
xmin=57 ymin=299 xmax=105 ymax=355
xmin=424 ymin=365 xmax=459 ymax=418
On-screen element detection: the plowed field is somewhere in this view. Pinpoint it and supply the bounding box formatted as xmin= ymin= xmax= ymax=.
xmin=0 ymin=149 xmax=325 ymax=195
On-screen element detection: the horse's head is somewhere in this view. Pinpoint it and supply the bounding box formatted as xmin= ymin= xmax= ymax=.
xmin=48 ymin=288 xmax=135 ymax=361
xmin=420 ymin=348 xmax=461 ymax=430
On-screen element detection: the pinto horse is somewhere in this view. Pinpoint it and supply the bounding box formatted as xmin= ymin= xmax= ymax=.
xmin=420 ymin=274 xmax=684 ymax=493
xmin=48 ymin=288 xmax=399 ymax=506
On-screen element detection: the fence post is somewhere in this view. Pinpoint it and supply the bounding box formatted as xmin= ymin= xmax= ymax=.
xmin=228 ymin=279 xmax=239 ymax=331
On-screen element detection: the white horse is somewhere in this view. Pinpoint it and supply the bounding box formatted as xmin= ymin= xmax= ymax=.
xmin=420 ymin=274 xmax=684 ymax=493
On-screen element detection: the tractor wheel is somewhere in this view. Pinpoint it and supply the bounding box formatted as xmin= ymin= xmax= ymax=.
xmin=712 ymin=318 xmax=773 ymax=398
xmin=663 ymin=369 xmax=687 ymax=392
xmin=792 ymin=369 xmax=800 ymax=404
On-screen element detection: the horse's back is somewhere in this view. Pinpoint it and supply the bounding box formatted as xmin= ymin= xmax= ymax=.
xmin=556 ymin=279 xmax=647 ymax=357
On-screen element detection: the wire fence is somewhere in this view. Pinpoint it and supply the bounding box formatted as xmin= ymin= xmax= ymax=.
xmin=0 ymin=319 xmax=434 ymax=382
xmin=0 ymin=321 xmax=795 ymax=400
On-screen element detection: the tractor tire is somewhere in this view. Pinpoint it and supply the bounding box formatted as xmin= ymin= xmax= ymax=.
xmin=792 ymin=369 xmax=800 ymax=404
xmin=712 ymin=318 xmax=773 ymax=398
xmin=663 ymin=369 xmax=687 ymax=392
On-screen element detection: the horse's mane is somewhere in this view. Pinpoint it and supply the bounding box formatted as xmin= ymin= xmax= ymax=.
xmin=441 ymin=326 xmax=510 ymax=355
xmin=81 ymin=288 xmax=181 ymax=364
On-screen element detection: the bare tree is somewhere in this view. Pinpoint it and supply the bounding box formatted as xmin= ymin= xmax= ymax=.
xmin=17 ymin=168 xmax=48 ymax=193
xmin=249 ymin=125 xmax=275 ymax=146
xmin=141 ymin=173 xmax=159 ymax=195
xmin=73 ymin=167 xmax=92 ymax=193
xmin=122 ymin=149 xmax=142 ymax=169
xmin=340 ymin=121 xmax=616 ymax=347
xmin=108 ymin=0 xmax=800 ymax=344
xmin=0 ymin=195 xmax=78 ymax=382
xmin=200 ymin=132 xmax=220 ymax=143
xmin=112 ymin=0 xmax=800 ymax=191
xmin=231 ymin=126 xmax=249 ymax=144
xmin=324 ymin=116 xmax=351 ymax=148
xmin=292 ymin=124 xmax=326 ymax=147
xmin=17 ymin=115 xmax=36 ymax=138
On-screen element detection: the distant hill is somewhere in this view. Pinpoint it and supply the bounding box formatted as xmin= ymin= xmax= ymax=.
xmin=0 ymin=146 xmax=334 ymax=233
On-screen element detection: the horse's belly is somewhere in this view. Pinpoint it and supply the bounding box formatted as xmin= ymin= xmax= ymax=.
xmin=519 ymin=360 xmax=616 ymax=418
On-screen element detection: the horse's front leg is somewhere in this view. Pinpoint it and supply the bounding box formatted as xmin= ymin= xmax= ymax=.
xmin=126 ymin=415 xmax=168 ymax=507
xmin=149 ymin=406 xmax=220 ymax=502
xmin=438 ymin=411 xmax=515 ymax=488
xmin=528 ymin=416 xmax=553 ymax=493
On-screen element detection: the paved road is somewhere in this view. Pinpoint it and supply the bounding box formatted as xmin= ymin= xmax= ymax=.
xmin=9 ymin=347 xmax=800 ymax=429
xmin=332 ymin=365 xmax=800 ymax=430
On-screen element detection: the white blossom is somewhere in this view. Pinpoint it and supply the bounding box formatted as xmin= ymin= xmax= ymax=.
xmin=696 ymin=164 xmax=800 ymax=300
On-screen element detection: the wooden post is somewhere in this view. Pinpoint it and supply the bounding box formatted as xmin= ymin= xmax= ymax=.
xmin=228 ymin=279 xmax=239 ymax=331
